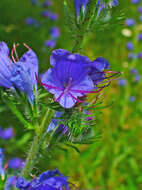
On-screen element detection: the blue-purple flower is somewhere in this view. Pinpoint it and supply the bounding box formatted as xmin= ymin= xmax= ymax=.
xmin=129 ymin=96 xmax=136 ymax=102
xmin=50 ymin=27 xmax=60 ymax=39
xmin=130 ymin=68 xmax=138 ymax=75
xmin=138 ymin=6 xmax=142 ymax=13
xmin=125 ymin=18 xmax=136 ymax=26
xmin=16 ymin=169 xmax=70 ymax=190
xmin=126 ymin=42 xmax=133 ymax=51
xmin=41 ymin=11 xmax=58 ymax=20
xmin=39 ymin=49 xmax=110 ymax=108
xmin=4 ymin=176 xmax=17 ymax=190
xmin=44 ymin=40 xmax=56 ymax=48
xmin=131 ymin=0 xmax=139 ymax=4
xmin=43 ymin=0 xmax=51 ymax=7
xmin=0 ymin=42 xmax=38 ymax=104
xmin=8 ymin=158 xmax=23 ymax=169
xmin=40 ymin=49 xmax=95 ymax=108
xmin=138 ymin=33 xmax=142 ymax=41
xmin=118 ymin=79 xmax=126 ymax=86
xmin=134 ymin=75 xmax=141 ymax=82
xmin=25 ymin=17 xmax=39 ymax=27
xmin=139 ymin=14 xmax=142 ymax=22
xmin=0 ymin=127 xmax=13 ymax=140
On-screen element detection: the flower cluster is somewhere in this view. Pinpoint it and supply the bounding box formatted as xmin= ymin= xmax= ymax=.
xmin=16 ymin=169 xmax=70 ymax=190
xmin=0 ymin=41 xmax=38 ymax=104
xmin=73 ymin=0 xmax=119 ymax=18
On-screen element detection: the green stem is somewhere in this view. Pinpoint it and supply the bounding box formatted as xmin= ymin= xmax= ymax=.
xmin=21 ymin=134 xmax=41 ymax=178
xmin=21 ymin=108 xmax=54 ymax=179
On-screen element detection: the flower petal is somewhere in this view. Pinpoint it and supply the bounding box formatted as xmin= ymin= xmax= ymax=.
xmin=55 ymin=92 xmax=77 ymax=109
xmin=0 ymin=53 xmax=13 ymax=88
xmin=92 ymin=57 xmax=110 ymax=72
xmin=50 ymin=49 xmax=70 ymax=67
xmin=10 ymin=62 xmax=34 ymax=104
xmin=0 ymin=41 xmax=9 ymax=55
xmin=20 ymin=49 xmax=38 ymax=87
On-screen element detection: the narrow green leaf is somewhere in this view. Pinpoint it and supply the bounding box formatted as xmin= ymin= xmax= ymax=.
xmin=5 ymin=99 xmax=34 ymax=130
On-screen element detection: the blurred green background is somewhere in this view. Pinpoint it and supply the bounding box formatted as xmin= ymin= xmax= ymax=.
xmin=0 ymin=0 xmax=142 ymax=189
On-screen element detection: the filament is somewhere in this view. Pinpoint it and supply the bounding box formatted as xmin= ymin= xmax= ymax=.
xmin=35 ymin=73 xmax=63 ymax=90
xmin=23 ymin=43 xmax=31 ymax=50
xmin=70 ymin=87 xmax=104 ymax=94
xmin=55 ymin=92 xmax=64 ymax=102
xmin=11 ymin=43 xmax=19 ymax=63
xmin=68 ymin=92 xmax=84 ymax=103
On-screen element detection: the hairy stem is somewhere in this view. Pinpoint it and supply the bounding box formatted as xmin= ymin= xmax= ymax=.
xmin=21 ymin=108 xmax=54 ymax=179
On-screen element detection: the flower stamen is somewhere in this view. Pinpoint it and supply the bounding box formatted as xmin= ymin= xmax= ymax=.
xmin=23 ymin=43 xmax=31 ymax=51
xmin=11 ymin=43 xmax=19 ymax=63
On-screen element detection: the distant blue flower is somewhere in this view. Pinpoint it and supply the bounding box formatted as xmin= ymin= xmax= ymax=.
xmin=118 ymin=79 xmax=126 ymax=86
xmin=4 ymin=176 xmax=17 ymax=190
xmin=30 ymin=0 xmax=38 ymax=5
xmin=43 ymin=0 xmax=51 ymax=7
xmin=138 ymin=6 xmax=142 ymax=13
xmin=126 ymin=42 xmax=133 ymax=51
xmin=125 ymin=18 xmax=136 ymax=26
xmin=128 ymin=53 xmax=136 ymax=60
xmin=129 ymin=96 xmax=136 ymax=102
xmin=41 ymin=11 xmax=58 ymax=20
xmin=139 ymin=14 xmax=142 ymax=22
xmin=45 ymin=40 xmax=56 ymax=48
xmin=138 ymin=33 xmax=142 ymax=41
xmin=25 ymin=17 xmax=36 ymax=25
xmin=0 ymin=128 xmax=13 ymax=140
xmin=50 ymin=27 xmax=60 ymax=39
xmin=130 ymin=68 xmax=138 ymax=75
xmin=8 ymin=158 xmax=23 ymax=169
xmin=134 ymin=75 xmax=141 ymax=82
xmin=0 ymin=42 xmax=38 ymax=104
xmin=137 ymin=52 xmax=142 ymax=58
xmin=25 ymin=18 xmax=39 ymax=28
xmin=16 ymin=169 xmax=70 ymax=190
xmin=131 ymin=0 xmax=139 ymax=4
xmin=0 ymin=148 xmax=5 ymax=180
xmin=40 ymin=49 xmax=95 ymax=108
